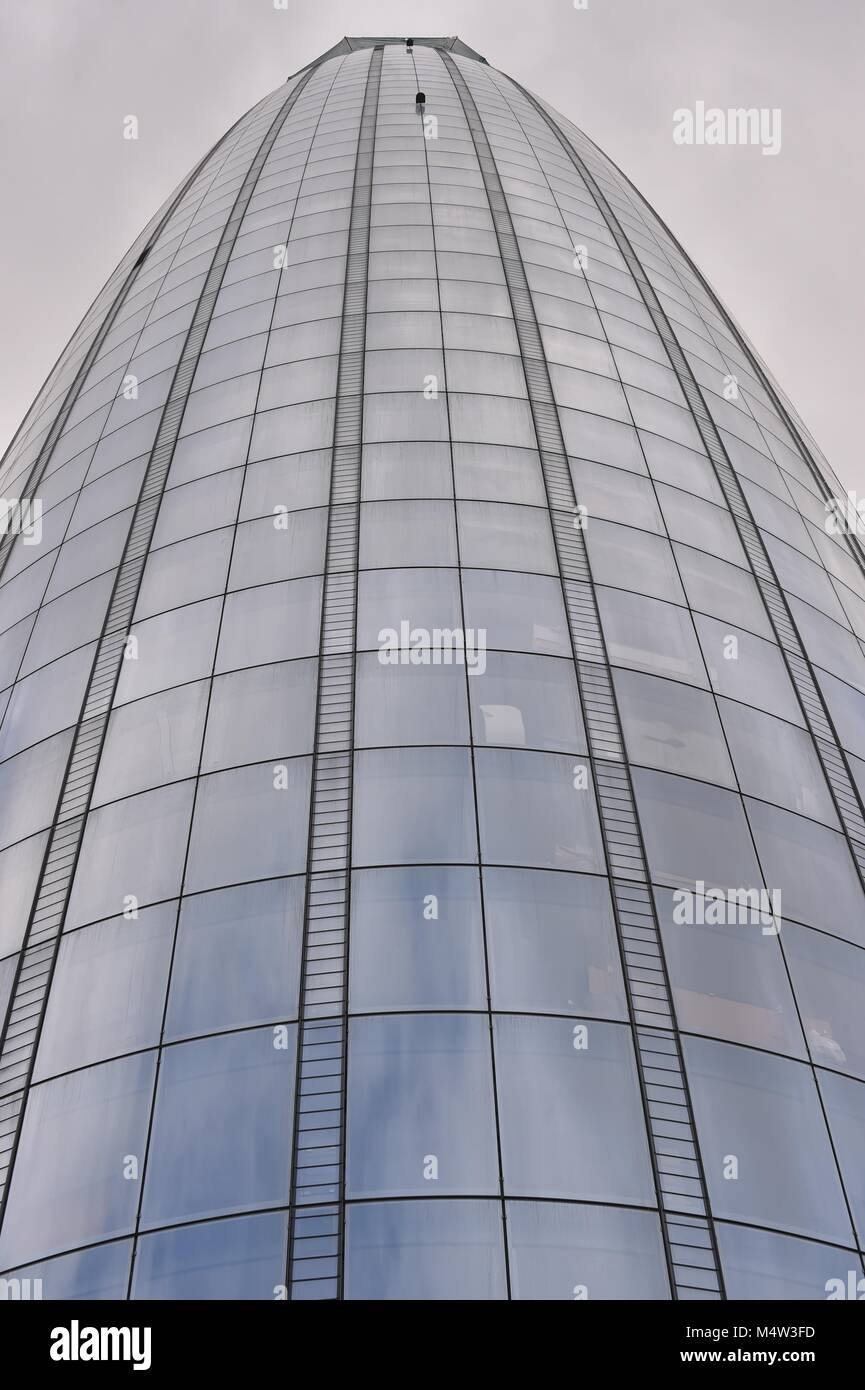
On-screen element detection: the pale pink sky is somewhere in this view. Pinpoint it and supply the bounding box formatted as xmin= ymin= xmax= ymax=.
xmin=1 ymin=0 xmax=862 ymax=488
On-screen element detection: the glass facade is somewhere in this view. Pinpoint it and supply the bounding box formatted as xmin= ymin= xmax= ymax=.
xmin=0 ymin=35 xmax=863 ymax=1302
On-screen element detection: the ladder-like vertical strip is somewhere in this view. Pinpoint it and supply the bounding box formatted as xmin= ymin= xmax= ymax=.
xmin=287 ymin=45 xmax=383 ymax=1303
xmin=516 ymin=89 xmax=865 ymax=890
xmin=440 ymin=49 xmax=723 ymax=1301
xmin=0 ymin=66 xmax=318 ymax=1220
xmin=594 ymin=150 xmax=865 ymax=592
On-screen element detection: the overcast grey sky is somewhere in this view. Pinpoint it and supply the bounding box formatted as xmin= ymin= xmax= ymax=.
xmin=1 ymin=0 xmax=862 ymax=488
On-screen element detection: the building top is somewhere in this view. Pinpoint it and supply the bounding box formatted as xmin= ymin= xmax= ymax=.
xmin=299 ymin=35 xmax=488 ymax=73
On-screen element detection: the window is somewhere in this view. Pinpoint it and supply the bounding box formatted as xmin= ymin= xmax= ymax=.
xmin=598 ymin=588 xmax=707 ymax=686
xmin=507 ymin=1201 xmax=669 ymax=1300
xmin=132 ymin=1212 xmax=288 ymax=1301
xmin=354 ymin=653 xmax=469 ymax=748
xmin=66 ymin=782 xmax=195 ymax=931
xmin=717 ymin=1223 xmax=862 ymax=1301
xmin=344 ymin=1200 xmax=506 ymax=1300
xmin=0 ymin=1242 xmax=132 ymax=1301
xmin=93 ymin=682 xmax=208 ymax=806
xmin=632 ymin=768 xmax=763 ymax=893
xmin=185 ymin=758 xmax=311 ymax=894
xmin=784 ymin=922 xmax=865 ymax=1080
xmin=346 ymin=1014 xmax=499 ymax=1198
xmin=476 ymin=748 xmax=605 ymax=873
xmin=462 ymin=569 xmax=571 ymax=658
xmin=470 ymin=651 xmax=585 ymax=754
xmin=485 ymin=867 xmax=626 ymax=1019
xmin=352 ymin=747 xmax=477 ymax=866
xmin=202 ymin=660 xmax=317 ymax=770
xmin=165 ymin=878 xmax=303 ymax=1040
xmin=614 ymin=669 xmax=734 ymax=785
xmin=140 ymin=1027 xmax=296 ymax=1228
xmin=0 ymin=1053 xmax=156 ymax=1269
xmin=746 ymin=797 xmax=865 ymax=943
xmin=349 ymin=866 xmax=486 ymax=1012
xmin=654 ymin=887 xmax=803 ymax=1056
xmin=34 ymin=905 xmax=176 ymax=1080
xmin=494 ymin=1015 xmax=655 ymax=1203
xmin=683 ymin=1036 xmax=853 ymax=1245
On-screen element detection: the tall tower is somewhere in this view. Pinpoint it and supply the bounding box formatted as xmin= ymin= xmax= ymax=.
xmin=0 ymin=36 xmax=863 ymax=1302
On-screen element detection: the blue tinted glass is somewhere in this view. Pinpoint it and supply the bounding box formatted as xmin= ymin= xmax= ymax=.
xmin=132 ymin=1212 xmax=288 ymax=1300
xmin=141 ymin=1027 xmax=296 ymax=1228
xmin=344 ymin=1200 xmax=507 ymax=1300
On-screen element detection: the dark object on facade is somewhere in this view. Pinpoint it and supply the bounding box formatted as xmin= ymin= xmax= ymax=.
xmin=0 ymin=35 xmax=863 ymax=1303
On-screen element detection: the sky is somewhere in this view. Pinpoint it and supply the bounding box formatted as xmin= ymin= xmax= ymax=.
xmin=0 ymin=0 xmax=862 ymax=489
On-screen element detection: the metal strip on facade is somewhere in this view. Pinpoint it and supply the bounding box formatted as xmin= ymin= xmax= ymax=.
xmin=439 ymin=49 xmax=723 ymax=1301
xmin=0 ymin=104 xmax=259 ymax=587
xmin=0 ymin=65 xmax=318 ymax=1219
xmin=286 ymin=44 xmax=383 ymax=1303
xmin=516 ymin=88 xmax=865 ymax=891
xmin=586 ymin=146 xmax=865 ymax=590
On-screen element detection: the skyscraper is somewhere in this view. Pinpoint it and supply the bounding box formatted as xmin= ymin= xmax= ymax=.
xmin=0 ymin=34 xmax=863 ymax=1302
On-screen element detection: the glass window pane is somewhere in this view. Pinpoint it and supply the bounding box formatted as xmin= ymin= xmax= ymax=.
xmin=457 ymin=501 xmax=556 ymax=574
xmin=0 ymin=1053 xmax=156 ymax=1269
xmin=0 ymin=1242 xmax=131 ymax=1301
xmin=346 ymin=1014 xmax=499 ymax=1198
xmin=586 ymin=520 xmax=684 ymax=605
xmin=675 ymin=544 xmax=773 ymax=638
xmin=164 ymin=878 xmax=303 ymax=1040
xmin=615 ymin=668 xmax=734 ymax=785
xmin=485 ymin=867 xmax=626 ymax=1019
xmin=684 ymin=1036 xmax=853 ymax=1245
xmin=216 ymin=578 xmax=322 ymax=671
xmin=453 ymin=443 xmax=545 ymax=506
xmin=349 ymin=866 xmax=486 ymax=1012
xmin=35 ymin=905 xmax=176 ymax=1081
xmin=66 ymin=782 xmax=195 ymax=931
xmin=784 ymin=922 xmax=865 ymax=1080
xmin=228 ymin=510 xmax=327 ymax=589
xmin=818 ymin=1069 xmax=865 ymax=1248
xmin=359 ymin=501 xmax=458 ymax=568
xmin=202 ymin=660 xmax=317 ymax=770
xmin=115 ymin=599 xmax=222 ymax=705
xmin=476 ymin=748 xmax=605 ymax=872
xmin=470 ymin=651 xmax=586 ymax=754
xmin=633 ymin=769 xmax=764 ymax=893
xmin=719 ymin=700 xmax=837 ymax=826
xmin=654 ymin=887 xmax=804 ymax=1057
xmin=694 ymin=615 xmax=802 ymax=725
xmin=93 ymin=682 xmax=208 ymax=807
xmin=352 ymin=747 xmax=477 ymax=866
xmin=494 ymin=1015 xmax=656 ymax=1204
xmin=356 ymin=568 xmax=462 ymax=652
xmin=185 ymin=758 xmax=311 ymax=894
xmin=344 ymin=1199 xmax=506 ymax=1300
xmin=717 ymin=1223 xmax=862 ymax=1301
xmin=134 ymin=530 xmax=233 ymax=620
xmin=507 ymin=1200 xmax=669 ymax=1301
xmin=354 ymin=654 xmax=470 ymax=747
xmin=132 ymin=1212 xmax=288 ymax=1301
xmin=141 ymin=1026 xmax=296 ymax=1228
xmin=462 ymin=568 xmax=570 ymax=658
xmin=746 ymin=797 xmax=865 ymax=944
xmin=0 ymin=831 xmax=49 ymax=959
xmin=599 ymin=587 xmax=707 ymax=686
